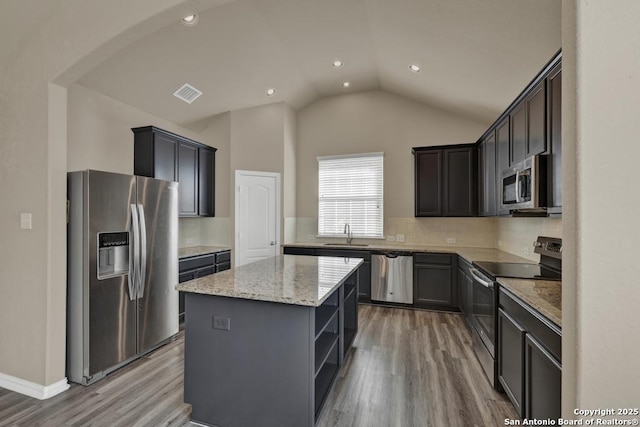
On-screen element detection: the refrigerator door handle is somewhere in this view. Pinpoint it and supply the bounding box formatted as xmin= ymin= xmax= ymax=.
xmin=129 ymin=204 xmax=140 ymax=301
xmin=137 ymin=204 xmax=147 ymax=299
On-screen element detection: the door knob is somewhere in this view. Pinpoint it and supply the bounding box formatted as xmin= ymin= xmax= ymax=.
xmin=270 ymin=241 xmax=276 ymax=246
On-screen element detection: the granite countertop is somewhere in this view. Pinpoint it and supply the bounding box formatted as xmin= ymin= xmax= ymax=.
xmin=178 ymin=245 xmax=231 ymax=259
xmin=283 ymin=242 xmax=530 ymax=264
xmin=176 ymin=255 xmax=363 ymax=307
xmin=497 ymin=278 xmax=562 ymax=327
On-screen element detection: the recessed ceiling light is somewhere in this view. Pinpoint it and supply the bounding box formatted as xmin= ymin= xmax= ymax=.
xmin=409 ymin=64 xmax=421 ymax=73
xmin=332 ymin=60 xmax=343 ymax=68
xmin=341 ymin=82 xmax=350 ymax=88
xmin=266 ymin=88 xmax=276 ymax=96
xmin=181 ymin=13 xmax=199 ymax=26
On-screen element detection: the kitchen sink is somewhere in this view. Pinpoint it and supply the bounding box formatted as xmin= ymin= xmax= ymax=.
xmin=323 ymin=243 xmax=370 ymax=247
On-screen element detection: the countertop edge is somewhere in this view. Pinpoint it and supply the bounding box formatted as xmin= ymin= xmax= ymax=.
xmin=497 ymin=278 xmax=562 ymax=329
xmin=178 ymin=245 xmax=231 ymax=259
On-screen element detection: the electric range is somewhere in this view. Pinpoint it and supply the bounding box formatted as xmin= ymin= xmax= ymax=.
xmin=468 ymin=236 xmax=562 ymax=389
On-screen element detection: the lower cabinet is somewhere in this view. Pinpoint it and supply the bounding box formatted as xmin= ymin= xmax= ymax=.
xmin=498 ymin=309 xmax=526 ymax=417
xmin=178 ymin=250 xmax=232 ymax=322
xmin=413 ymin=253 xmax=457 ymax=310
xmin=498 ymin=287 xmax=561 ymax=420
xmin=525 ymin=334 xmax=562 ymax=419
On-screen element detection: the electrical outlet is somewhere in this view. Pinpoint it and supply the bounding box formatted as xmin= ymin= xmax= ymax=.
xmin=213 ymin=316 xmax=231 ymax=331
xmin=522 ymin=246 xmax=531 ymax=256
xmin=396 ymin=234 xmax=405 ymax=243
xmin=447 ymin=237 xmax=456 ymax=244
xmin=307 ymin=234 xmax=316 ymax=240
xmin=498 ymin=240 xmax=504 ymax=247
xmin=20 ymin=213 xmax=32 ymax=230
xmin=186 ymin=238 xmax=194 ymax=244
xmin=387 ymin=235 xmax=396 ymax=242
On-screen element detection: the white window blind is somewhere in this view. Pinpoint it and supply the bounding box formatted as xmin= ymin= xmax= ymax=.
xmin=318 ymin=152 xmax=383 ymax=238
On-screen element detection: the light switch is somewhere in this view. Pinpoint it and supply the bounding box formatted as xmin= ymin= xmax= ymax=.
xmin=20 ymin=213 xmax=32 ymax=230
xmin=396 ymin=234 xmax=405 ymax=243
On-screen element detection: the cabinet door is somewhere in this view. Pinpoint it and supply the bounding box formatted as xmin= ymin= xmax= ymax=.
xmin=457 ymin=267 xmax=466 ymax=314
xmin=525 ymin=334 xmax=561 ymax=420
xmin=444 ymin=147 xmax=476 ymax=216
xmin=498 ymin=309 xmax=526 ymax=418
xmin=526 ymin=82 xmax=547 ymax=157
xmin=178 ymin=141 xmax=199 ymax=216
xmin=510 ymin=102 xmax=527 ymax=165
xmin=415 ymin=151 xmax=443 ymax=216
xmin=496 ymin=119 xmax=510 ymax=215
xmin=153 ymin=133 xmax=177 ymax=182
xmin=414 ymin=264 xmax=453 ymax=308
xmin=479 ymin=133 xmax=497 ymax=216
xmin=547 ymin=65 xmax=562 ymax=212
xmin=198 ymin=147 xmax=215 ymax=217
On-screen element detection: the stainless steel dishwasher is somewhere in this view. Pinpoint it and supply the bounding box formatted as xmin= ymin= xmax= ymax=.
xmin=371 ymin=251 xmax=413 ymax=304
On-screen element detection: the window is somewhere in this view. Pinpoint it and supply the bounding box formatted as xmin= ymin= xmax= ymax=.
xmin=317 ymin=152 xmax=383 ymax=238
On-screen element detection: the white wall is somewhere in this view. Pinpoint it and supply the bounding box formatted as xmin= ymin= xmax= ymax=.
xmin=0 ymin=0 xmax=192 ymax=391
xmin=562 ymin=0 xmax=640 ymax=415
xmin=296 ymin=91 xmax=489 ymax=219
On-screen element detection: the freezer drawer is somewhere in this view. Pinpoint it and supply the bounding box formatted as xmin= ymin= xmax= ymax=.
xmin=371 ymin=253 xmax=413 ymax=304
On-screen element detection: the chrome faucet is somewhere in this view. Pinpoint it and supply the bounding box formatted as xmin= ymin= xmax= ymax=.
xmin=344 ymin=223 xmax=353 ymax=244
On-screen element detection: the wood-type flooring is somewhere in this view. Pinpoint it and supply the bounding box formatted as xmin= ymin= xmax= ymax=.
xmin=0 ymin=305 xmax=516 ymax=426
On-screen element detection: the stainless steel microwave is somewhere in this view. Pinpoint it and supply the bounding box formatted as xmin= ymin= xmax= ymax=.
xmin=500 ymin=155 xmax=547 ymax=212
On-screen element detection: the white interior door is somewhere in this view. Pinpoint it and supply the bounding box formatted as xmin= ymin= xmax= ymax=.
xmin=235 ymin=170 xmax=280 ymax=267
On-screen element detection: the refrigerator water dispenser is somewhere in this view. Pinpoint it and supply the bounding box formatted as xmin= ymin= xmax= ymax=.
xmin=97 ymin=231 xmax=130 ymax=279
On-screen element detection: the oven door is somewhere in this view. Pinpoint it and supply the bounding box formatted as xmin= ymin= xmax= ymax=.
xmin=469 ymin=267 xmax=495 ymax=357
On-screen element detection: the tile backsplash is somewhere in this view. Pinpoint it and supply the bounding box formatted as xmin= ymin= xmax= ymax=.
xmin=179 ymin=217 xmax=231 ymax=248
xmin=295 ymin=216 xmax=563 ymax=260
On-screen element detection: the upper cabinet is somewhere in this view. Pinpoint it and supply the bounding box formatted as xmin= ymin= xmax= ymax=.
xmin=414 ymin=144 xmax=477 ymax=217
xmin=476 ymin=50 xmax=562 ymax=217
xmin=133 ymin=126 xmax=217 ymax=217
xmin=546 ymin=64 xmax=562 ymax=214
xmin=526 ymin=82 xmax=547 ymax=157
xmin=478 ymin=131 xmax=497 ymax=217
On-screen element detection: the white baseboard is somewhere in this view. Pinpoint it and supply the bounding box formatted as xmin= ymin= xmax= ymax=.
xmin=0 ymin=372 xmax=69 ymax=400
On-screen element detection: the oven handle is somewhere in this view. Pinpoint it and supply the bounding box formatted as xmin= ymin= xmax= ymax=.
xmin=469 ymin=268 xmax=494 ymax=289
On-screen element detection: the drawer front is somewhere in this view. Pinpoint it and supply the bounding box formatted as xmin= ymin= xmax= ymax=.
xmin=196 ymin=266 xmax=215 ymax=278
xmin=499 ymin=288 xmax=561 ymax=361
xmin=216 ymin=250 xmax=231 ymax=263
xmin=414 ymin=253 xmax=452 ymax=265
xmin=216 ymin=262 xmax=231 ymax=272
xmin=179 ymin=272 xmax=196 ymax=283
xmin=180 ymin=254 xmax=215 ymax=272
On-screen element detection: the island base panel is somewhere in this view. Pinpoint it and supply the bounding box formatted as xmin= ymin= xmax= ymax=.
xmin=184 ymin=293 xmax=314 ymax=427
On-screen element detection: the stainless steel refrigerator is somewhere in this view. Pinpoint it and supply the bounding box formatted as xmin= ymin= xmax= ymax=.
xmin=67 ymin=170 xmax=178 ymax=385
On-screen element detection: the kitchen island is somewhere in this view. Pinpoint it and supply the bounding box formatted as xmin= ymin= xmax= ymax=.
xmin=176 ymin=255 xmax=364 ymax=427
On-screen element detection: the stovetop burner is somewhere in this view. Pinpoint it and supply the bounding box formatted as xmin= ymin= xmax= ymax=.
xmin=473 ymin=261 xmax=561 ymax=281
xmin=473 ymin=236 xmax=563 ymax=281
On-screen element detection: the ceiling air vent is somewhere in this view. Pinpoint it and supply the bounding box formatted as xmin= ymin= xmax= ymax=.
xmin=173 ymin=83 xmax=202 ymax=104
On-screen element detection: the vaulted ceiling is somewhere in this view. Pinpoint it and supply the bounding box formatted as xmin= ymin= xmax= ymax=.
xmin=19 ymin=0 xmax=562 ymax=129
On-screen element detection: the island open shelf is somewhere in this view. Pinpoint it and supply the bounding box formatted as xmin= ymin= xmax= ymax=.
xmin=178 ymin=255 xmax=363 ymax=427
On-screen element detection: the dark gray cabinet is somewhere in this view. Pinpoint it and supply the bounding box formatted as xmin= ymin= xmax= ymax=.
xmin=525 ymin=334 xmax=562 ymax=419
xmin=498 ymin=287 xmax=561 ymax=420
xmin=478 ymin=132 xmax=497 ymax=216
xmin=496 ymin=118 xmax=510 ymax=216
xmin=526 ymin=82 xmax=547 ymax=157
xmin=198 ymin=147 xmax=215 ymax=216
xmin=283 ymin=247 xmax=371 ymax=302
xmin=178 ymin=250 xmax=231 ymax=322
xmin=546 ymin=64 xmax=562 ymax=215
xmin=178 ymin=141 xmax=198 ymax=216
xmin=498 ymin=308 xmax=526 ymax=417
xmin=510 ymin=102 xmax=527 ymax=165
xmin=414 ymin=145 xmax=477 ymax=217
xmin=413 ymin=253 xmax=457 ymax=310
xmin=133 ymin=126 xmax=217 ymax=217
